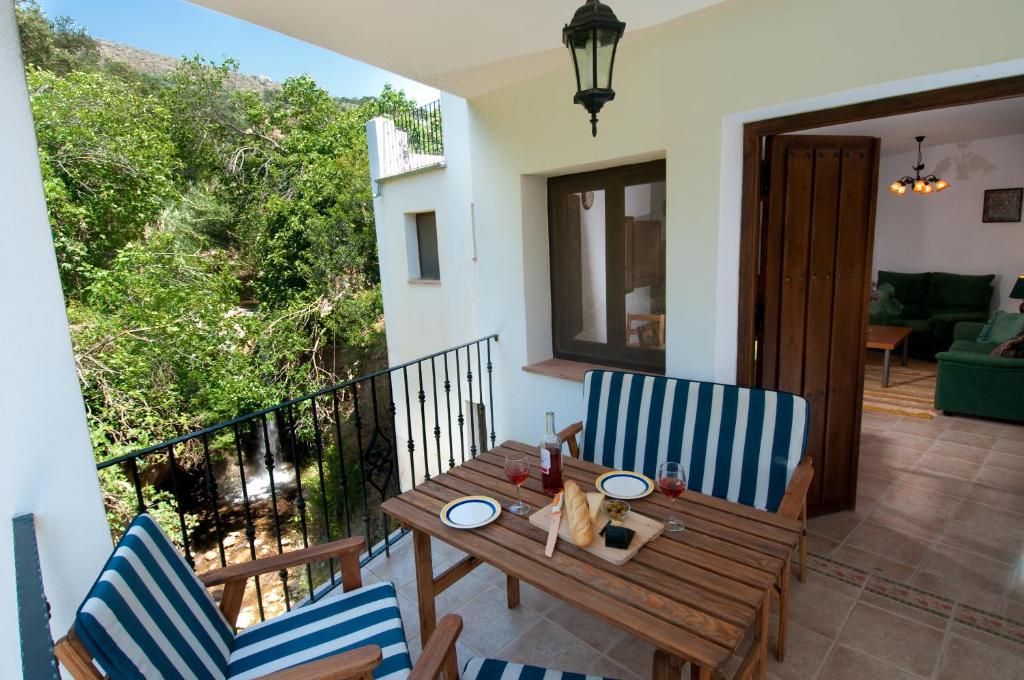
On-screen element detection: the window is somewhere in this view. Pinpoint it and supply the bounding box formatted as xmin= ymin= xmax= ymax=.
xmin=413 ymin=212 xmax=440 ymax=281
xmin=548 ymin=160 xmax=666 ymax=371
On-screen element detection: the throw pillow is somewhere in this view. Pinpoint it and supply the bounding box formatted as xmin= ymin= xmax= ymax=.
xmin=869 ymin=282 xmax=904 ymax=319
xmin=978 ymin=311 xmax=1024 ymax=344
xmin=990 ymin=333 xmax=1024 ymax=359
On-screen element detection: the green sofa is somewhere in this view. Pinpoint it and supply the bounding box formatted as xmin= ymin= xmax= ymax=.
xmin=935 ymin=322 xmax=1024 ymax=423
xmin=869 ymin=271 xmax=994 ymax=360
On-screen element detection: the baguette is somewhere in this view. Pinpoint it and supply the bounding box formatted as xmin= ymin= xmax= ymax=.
xmin=564 ymin=480 xmax=593 ymax=547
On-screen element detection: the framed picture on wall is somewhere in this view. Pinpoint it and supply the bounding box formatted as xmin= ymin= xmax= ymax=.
xmin=982 ymin=188 xmax=1023 ymax=223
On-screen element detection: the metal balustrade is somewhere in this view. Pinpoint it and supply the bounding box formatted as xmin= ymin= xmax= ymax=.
xmin=96 ymin=334 xmax=498 ymax=623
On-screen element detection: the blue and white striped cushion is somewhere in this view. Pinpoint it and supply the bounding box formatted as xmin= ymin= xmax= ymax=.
xmin=75 ymin=514 xmax=234 ymax=680
xmin=581 ymin=371 xmax=808 ymax=513
xmin=227 ymin=581 xmax=411 ymax=680
xmin=462 ymin=658 xmax=617 ymax=680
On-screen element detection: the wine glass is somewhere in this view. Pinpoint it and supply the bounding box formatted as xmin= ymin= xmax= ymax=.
xmin=504 ymin=452 xmax=531 ymax=515
xmin=657 ymin=461 xmax=686 ymax=532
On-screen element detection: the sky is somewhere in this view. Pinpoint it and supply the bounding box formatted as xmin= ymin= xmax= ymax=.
xmin=36 ymin=0 xmax=440 ymax=103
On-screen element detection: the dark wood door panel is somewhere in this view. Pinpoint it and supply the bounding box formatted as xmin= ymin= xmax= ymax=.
xmin=759 ymin=136 xmax=879 ymax=513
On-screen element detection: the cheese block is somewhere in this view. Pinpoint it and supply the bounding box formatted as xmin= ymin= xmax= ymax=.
xmin=586 ymin=491 xmax=605 ymax=523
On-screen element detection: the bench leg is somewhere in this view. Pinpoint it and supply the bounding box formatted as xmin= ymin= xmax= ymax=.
xmin=777 ymin=559 xmax=790 ymax=662
xmin=798 ymin=500 xmax=808 ymax=583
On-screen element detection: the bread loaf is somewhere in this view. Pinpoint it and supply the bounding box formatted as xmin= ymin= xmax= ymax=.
xmin=564 ymin=480 xmax=593 ymax=547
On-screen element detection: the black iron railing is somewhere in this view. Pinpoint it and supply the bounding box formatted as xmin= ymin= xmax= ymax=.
xmin=378 ymin=99 xmax=444 ymax=178
xmin=96 ymin=334 xmax=497 ymax=624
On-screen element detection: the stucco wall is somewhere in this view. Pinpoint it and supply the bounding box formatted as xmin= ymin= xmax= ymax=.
xmin=464 ymin=0 xmax=1024 ymax=445
xmin=873 ymin=133 xmax=1024 ymax=312
xmin=0 ymin=1 xmax=112 ymax=671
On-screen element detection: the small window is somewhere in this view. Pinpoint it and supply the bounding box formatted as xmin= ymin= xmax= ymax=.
xmin=414 ymin=212 xmax=440 ymax=281
xmin=548 ymin=161 xmax=666 ymax=372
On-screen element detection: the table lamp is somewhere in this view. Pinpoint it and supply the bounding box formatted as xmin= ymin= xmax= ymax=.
xmin=1012 ymin=274 xmax=1024 ymax=312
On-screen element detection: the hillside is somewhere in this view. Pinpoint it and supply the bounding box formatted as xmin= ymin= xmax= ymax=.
xmin=98 ymin=40 xmax=282 ymax=96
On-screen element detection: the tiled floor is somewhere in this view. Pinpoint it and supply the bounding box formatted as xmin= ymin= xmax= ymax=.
xmin=345 ymin=411 xmax=1024 ymax=680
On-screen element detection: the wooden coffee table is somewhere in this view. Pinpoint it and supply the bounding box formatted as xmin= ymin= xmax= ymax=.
xmin=866 ymin=324 xmax=913 ymax=387
xmin=383 ymin=442 xmax=801 ymax=680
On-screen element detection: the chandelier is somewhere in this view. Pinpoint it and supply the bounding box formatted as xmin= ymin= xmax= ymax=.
xmin=888 ymin=136 xmax=950 ymax=195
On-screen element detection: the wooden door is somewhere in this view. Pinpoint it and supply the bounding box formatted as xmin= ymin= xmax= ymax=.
xmin=757 ymin=135 xmax=879 ymax=515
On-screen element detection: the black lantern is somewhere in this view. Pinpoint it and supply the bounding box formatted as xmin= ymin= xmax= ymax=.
xmin=563 ymin=0 xmax=625 ymax=137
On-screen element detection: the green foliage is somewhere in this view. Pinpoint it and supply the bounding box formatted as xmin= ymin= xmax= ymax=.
xmin=18 ymin=4 xmax=414 ymax=540
xmin=29 ymin=68 xmax=179 ymax=291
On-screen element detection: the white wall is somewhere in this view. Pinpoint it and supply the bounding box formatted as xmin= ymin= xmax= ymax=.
xmin=0 ymin=0 xmax=112 ymax=671
xmin=372 ymin=0 xmax=1024 ymax=450
xmin=873 ymin=133 xmax=1024 ymax=311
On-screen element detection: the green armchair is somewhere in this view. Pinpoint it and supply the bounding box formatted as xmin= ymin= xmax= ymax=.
xmin=934 ymin=322 xmax=1024 ymax=423
xmin=870 ymin=271 xmax=994 ymax=360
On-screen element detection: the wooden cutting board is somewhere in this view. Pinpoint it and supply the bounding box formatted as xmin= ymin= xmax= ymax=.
xmin=528 ymin=497 xmax=664 ymax=566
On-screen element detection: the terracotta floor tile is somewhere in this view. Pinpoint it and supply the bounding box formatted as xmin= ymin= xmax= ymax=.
xmin=606 ymin=634 xmax=657 ymax=674
xmin=493 ymin=616 xmax=605 ymax=671
xmin=948 ymin=418 xmax=1010 ymax=437
xmin=998 ymin=425 xmax=1024 ymax=443
xmin=870 ymin=501 xmax=951 ymax=540
xmin=921 ymin=544 xmax=1014 ymax=595
xmin=545 ymin=599 xmax=629 ymax=652
xmin=831 ymin=544 xmax=916 ymax=582
xmin=784 ymin=578 xmax=858 ymax=639
xmin=895 ymin=470 xmax=971 ymax=498
xmin=880 ymin=483 xmax=962 ymax=519
xmin=916 ymin=453 xmax=981 ymax=481
xmin=937 ymin=518 xmax=1024 ymax=565
xmin=938 ymin=429 xmax=998 ymax=450
xmin=585 ymin=655 xmax=645 ymax=680
xmin=1003 ymin=598 xmax=1024 ymax=624
xmin=883 ymin=433 xmax=939 ymax=453
xmin=975 ymin=465 xmax=1024 ymax=491
xmin=845 ymin=521 xmax=930 ymax=567
xmin=818 ymin=644 xmax=924 ymax=680
xmin=911 ymin=571 xmax=1003 ymax=613
xmin=983 ymin=450 xmax=1024 ymax=472
xmin=452 ymin=585 xmax=544 ymax=656
xmin=838 ymin=602 xmax=946 ymax=676
xmin=859 ymin=590 xmax=949 ymax=631
xmin=993 ymin=438 xmax=1024 ymax=455
xmin=928 ymin=440 xmax=990 ymax=463
xmin=953 ymin=500 xmax=1024 ymax=538
xmin=947 ymin=621 xmax=1024 ymax=660
xmin=766 ymin=621 xmax=833 ymax=680
xmin=937 ymin=635 xmax=1024 ymax=679
xmin=966 ymin=482 xmax=1024 ymax=514
xmin=891 ymin=420 xmax=945 ymax=440
xmin=807 ymin=532 xmax=840 ymax=556
xmin=856 ymin=474 xmax=894 ymax=501
xmin=808 ymin=511 xmax=863 ymax=542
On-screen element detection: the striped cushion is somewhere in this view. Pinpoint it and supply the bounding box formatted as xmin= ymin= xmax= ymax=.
xmin=227 ymin=581 xmax=411 ymax=680
xmin=462 ymin=658 xmax=617 ymax=679
xmin=75 ymin=513 xmax=234 ymax=680
xmin=581 ymin=371 xmax=808 ymax=512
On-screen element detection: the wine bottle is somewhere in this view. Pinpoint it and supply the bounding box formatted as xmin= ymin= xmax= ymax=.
xmin=540 ymin=411 xmax=563 ymax=495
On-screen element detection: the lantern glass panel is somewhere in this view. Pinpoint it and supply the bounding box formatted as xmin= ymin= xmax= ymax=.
xmin=572 ymin=31 xmax=595 ymax=91
xmin=596 ymin=28 xmax=618 ymax=88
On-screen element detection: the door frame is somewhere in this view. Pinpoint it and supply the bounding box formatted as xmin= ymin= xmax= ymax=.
xmin=736 ymin=74 xmax=1024 ymax=386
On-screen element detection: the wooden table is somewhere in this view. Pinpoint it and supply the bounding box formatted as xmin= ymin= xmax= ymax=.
xmin=382 ymin=442 xmax=802 ymax=680
xmin=866 ymin=324 xmax=913 ymax=387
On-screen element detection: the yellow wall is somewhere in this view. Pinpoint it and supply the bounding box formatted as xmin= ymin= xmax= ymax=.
xmin=461 ymin=0 xmax=1024 ymax=441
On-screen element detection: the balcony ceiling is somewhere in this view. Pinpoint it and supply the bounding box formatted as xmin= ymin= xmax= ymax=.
xmin=187 ymin=0 xmax=728 ymax=98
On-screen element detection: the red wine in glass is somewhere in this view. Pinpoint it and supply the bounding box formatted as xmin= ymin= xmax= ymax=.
xmin=504 ymin=453 xmax=531 ymax=515
xmin=656 ymin=461 xmax=686 ymax=532
xmin=659 ymin=477 xmax=686 ymax=500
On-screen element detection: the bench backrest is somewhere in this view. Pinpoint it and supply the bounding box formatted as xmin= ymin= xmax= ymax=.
xmin=75 ymin=514 xmax=234 ymax=680
xmin=581 ymin=371 xmax=809 ymax=513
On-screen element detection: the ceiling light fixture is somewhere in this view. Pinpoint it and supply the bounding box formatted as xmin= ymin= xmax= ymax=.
xmin=888 ymin=136 xmax=950 ymax=195
xmin=563 ymin=0 xmax=625 ymax=137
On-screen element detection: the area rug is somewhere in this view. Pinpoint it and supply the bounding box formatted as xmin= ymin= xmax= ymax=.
xmin=862 ymin=353 xmax=938 ymax=419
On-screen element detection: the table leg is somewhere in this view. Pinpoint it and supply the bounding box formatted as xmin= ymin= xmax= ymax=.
xmin=506 ymin=575 xmax=520 ymax=609
xmin=902 ymin=337 xmax=909 ymax=367
xmin=652 ymin=649 xmax=687 ymax=680
xmin=882 ymin=348 xmax=891 ymax=387
xmin=412 ymin=529 xmax=436 ymax=648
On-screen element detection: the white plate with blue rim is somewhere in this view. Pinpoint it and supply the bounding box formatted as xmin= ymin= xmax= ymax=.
xmin=595 ymin=470 xmax=655 ymax=500
xmin=439 ymin=495 xmax=502 ymax=529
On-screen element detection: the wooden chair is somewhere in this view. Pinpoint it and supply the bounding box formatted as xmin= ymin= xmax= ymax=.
xmin=558 ymin=370 xmax=813 ymax=662
xmin=54 ymin=514 xmax=461 ymax=680
xmin=625 ymin=313 xmax=666 ymax=348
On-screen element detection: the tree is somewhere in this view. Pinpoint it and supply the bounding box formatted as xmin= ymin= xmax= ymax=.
xmin=15 ymin=0 xmax=99 ymax=74
xmin=29 ymin=68 xmax=179 ymax=293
